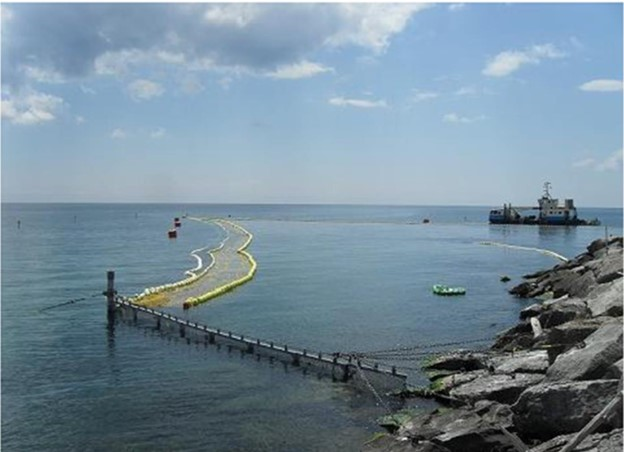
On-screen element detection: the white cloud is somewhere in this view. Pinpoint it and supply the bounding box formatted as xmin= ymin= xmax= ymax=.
xmin=443 ymin=112 xmax=485 ymax=124
xmin=6 ymin=4 xmax=432 ymax=89
xmin=1 ymin=90 xmax=64 ymax=125
xmin=455 ymin=86 xmax=477 ymax=96
xmin=150 ymin=128 xmax=166 ymax=139
xmin=80 ymin=85 xmax=97 ymax=95
xmin=267 ymin=61 xmax=333 ymax=80
xmin=180 ymin=76 xmax=204 ymax=94
xmin=329 ymin=97 xmax=388 ymax=108
xmin=579 ymin=79 xmax=623 ymax=92
xmin=111 ymin=128 xmax=127 ymax=139
xmin=483 ymin=43 xmax=565 ymax=77
xmin=203 ymin=4 xmax=260 ymax=28
xmin=326 ymin=3 xmax=432 ymax=54
xmin=1 ymin=5 xmax=13 ymax=22
xmin=572 ymin=158 xmax=595 ymax=168
xmin=94 ymin=49 xmax=186 ymax=76
xmin=448 ymin=4 xmax=466 ymax=12
xmin=128 ymin=79 xmax=164 ymax=101
xmin=20 ymin=66 xmax=65 ymax=83
xmin=411 ymin=90 xmax=438 ymax=102
xmin=596 ymin=149 xmax=623 ymax=171
xmin=75 ymin=115 xmax=85 ymax=124
xmin=573 ymin=150 xmax=623 ymax=171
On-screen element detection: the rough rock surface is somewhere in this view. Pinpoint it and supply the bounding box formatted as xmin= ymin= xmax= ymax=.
xmin=536 ymin=298 xmax=591 ymax=328
xmin=429 ymin=370 xmax=488 ymax=394
xmin=546 ymin=320 xmax=623 ymax=381
xmin=512 ymin=379 xmax=622 ymax=440
xmin=397 ymin=402 xmax=518 ymax=452
xmin=604 ymin=359 xmax=623 ymax=381
xmin=528 ymin=428 xmax=623 ymax=452
xmin=488 ymin=350 xmax=550 ymax=375
xmin=449 ymin=373 xmax=544 ymax=405
xmin=423 ymin=352 xmax=487 ymax=372
xmin=540 ymin=318 xmax=605 ymax=350
xmin=587 ymin=251 xmax=624 ymax=284
xmin=586 ymin=279 xmax=623 ymax=318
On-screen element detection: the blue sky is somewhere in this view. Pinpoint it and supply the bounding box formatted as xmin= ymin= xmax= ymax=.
xmin=1 ymin=3 xmax=622 ymax=206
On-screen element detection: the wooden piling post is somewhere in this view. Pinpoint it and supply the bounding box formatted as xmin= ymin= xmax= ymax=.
xmin=106 ymin=271 xmax=116 ymax=318
xmin=179 ymin=324 xmax=186 ymax=338
xmin=342 ymin=365 xmax=350 ymax=382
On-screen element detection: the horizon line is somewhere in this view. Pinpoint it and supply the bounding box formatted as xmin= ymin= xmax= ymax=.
xmin=1 ymin=200 xmax=623 ymax=209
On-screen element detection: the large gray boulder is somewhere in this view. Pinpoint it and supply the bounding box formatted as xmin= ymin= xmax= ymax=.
xmin=546 ymin=319 xmax=623 ymax=381
xmin=512 ymin=379 xmax=622 ymax=441
xmin=587 ymin=238 xmax=608 ymax=255
xmin=550 ymin=268 xmax=596 ymax=298
xmin=449 ymin=373 xmax=544 ymax=405
xmin=540 ymin=317 xmax=605 ymax=350
xmin=429 ymin=370 xmax=488 ymax=394
xmin=586 ymin=278 xmax=623 ymax=317
xmin=488 ymin=350 xmax=550 ymax=375
xmin=492 ymin=322 xmax=535 ymax=351
xmin=586 ymin=249 xmax=623 ymax=284
xmin=396 ymin=401 xmax=518 ymax=452
xmin=557 ymin=269 xmax=597 ymax=298
xmin=537 ymin=297 xmax=591 ymax=328
xmin=528 ymin=428 xmax=623 ymax=452
xmin=362 ymin=434 xmax=449 ymax=452
xmin=423 ymin=352 xmax=487 ymax=372
xmin=604 ymin=359 xmax=623 ymax=381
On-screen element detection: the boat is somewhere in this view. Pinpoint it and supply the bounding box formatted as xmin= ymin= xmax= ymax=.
xmin=432 ymin=284 xmax=466 ymax=296
xmin=489 ymin=182 xmax=600 ymax=226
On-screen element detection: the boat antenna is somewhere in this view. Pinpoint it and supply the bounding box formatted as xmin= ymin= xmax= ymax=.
xmin=543 ymin=181 xmax=552 ymax=199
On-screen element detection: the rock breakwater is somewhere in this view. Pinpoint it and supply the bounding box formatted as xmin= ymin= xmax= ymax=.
xmin=365 ymin=237 xmax=623 ymax=452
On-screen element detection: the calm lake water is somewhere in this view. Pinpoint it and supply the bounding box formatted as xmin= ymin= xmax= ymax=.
xmin=2 ymin=204 xmax=622 ymax=451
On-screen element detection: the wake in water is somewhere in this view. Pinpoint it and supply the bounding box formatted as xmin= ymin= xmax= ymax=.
xmin=131 ymin=218 xmax=257 ymax=309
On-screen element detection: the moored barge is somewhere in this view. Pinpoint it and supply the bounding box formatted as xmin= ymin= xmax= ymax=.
xmin=489 ymin=182 xmax=600 ymax=226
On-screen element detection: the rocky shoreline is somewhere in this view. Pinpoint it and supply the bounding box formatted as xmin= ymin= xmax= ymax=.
xmin=365 ymin=236 xmax=623 ymax=452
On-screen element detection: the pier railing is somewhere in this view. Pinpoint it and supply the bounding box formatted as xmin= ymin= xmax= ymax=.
xmin=114 ymin=295 xmax=407 ymax=388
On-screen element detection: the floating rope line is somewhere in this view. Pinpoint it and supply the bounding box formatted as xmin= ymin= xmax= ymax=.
xmin=350 ymin=336 xmax=496 ymax=359
xmin=40 ymin=293 xmax=103 ymax=312
xmin=480 ymin=241 xmax=569 ymax=262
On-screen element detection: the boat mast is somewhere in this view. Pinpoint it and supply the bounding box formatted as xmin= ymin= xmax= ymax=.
xmin=543 ymin=181 xmax=552 ymax=199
